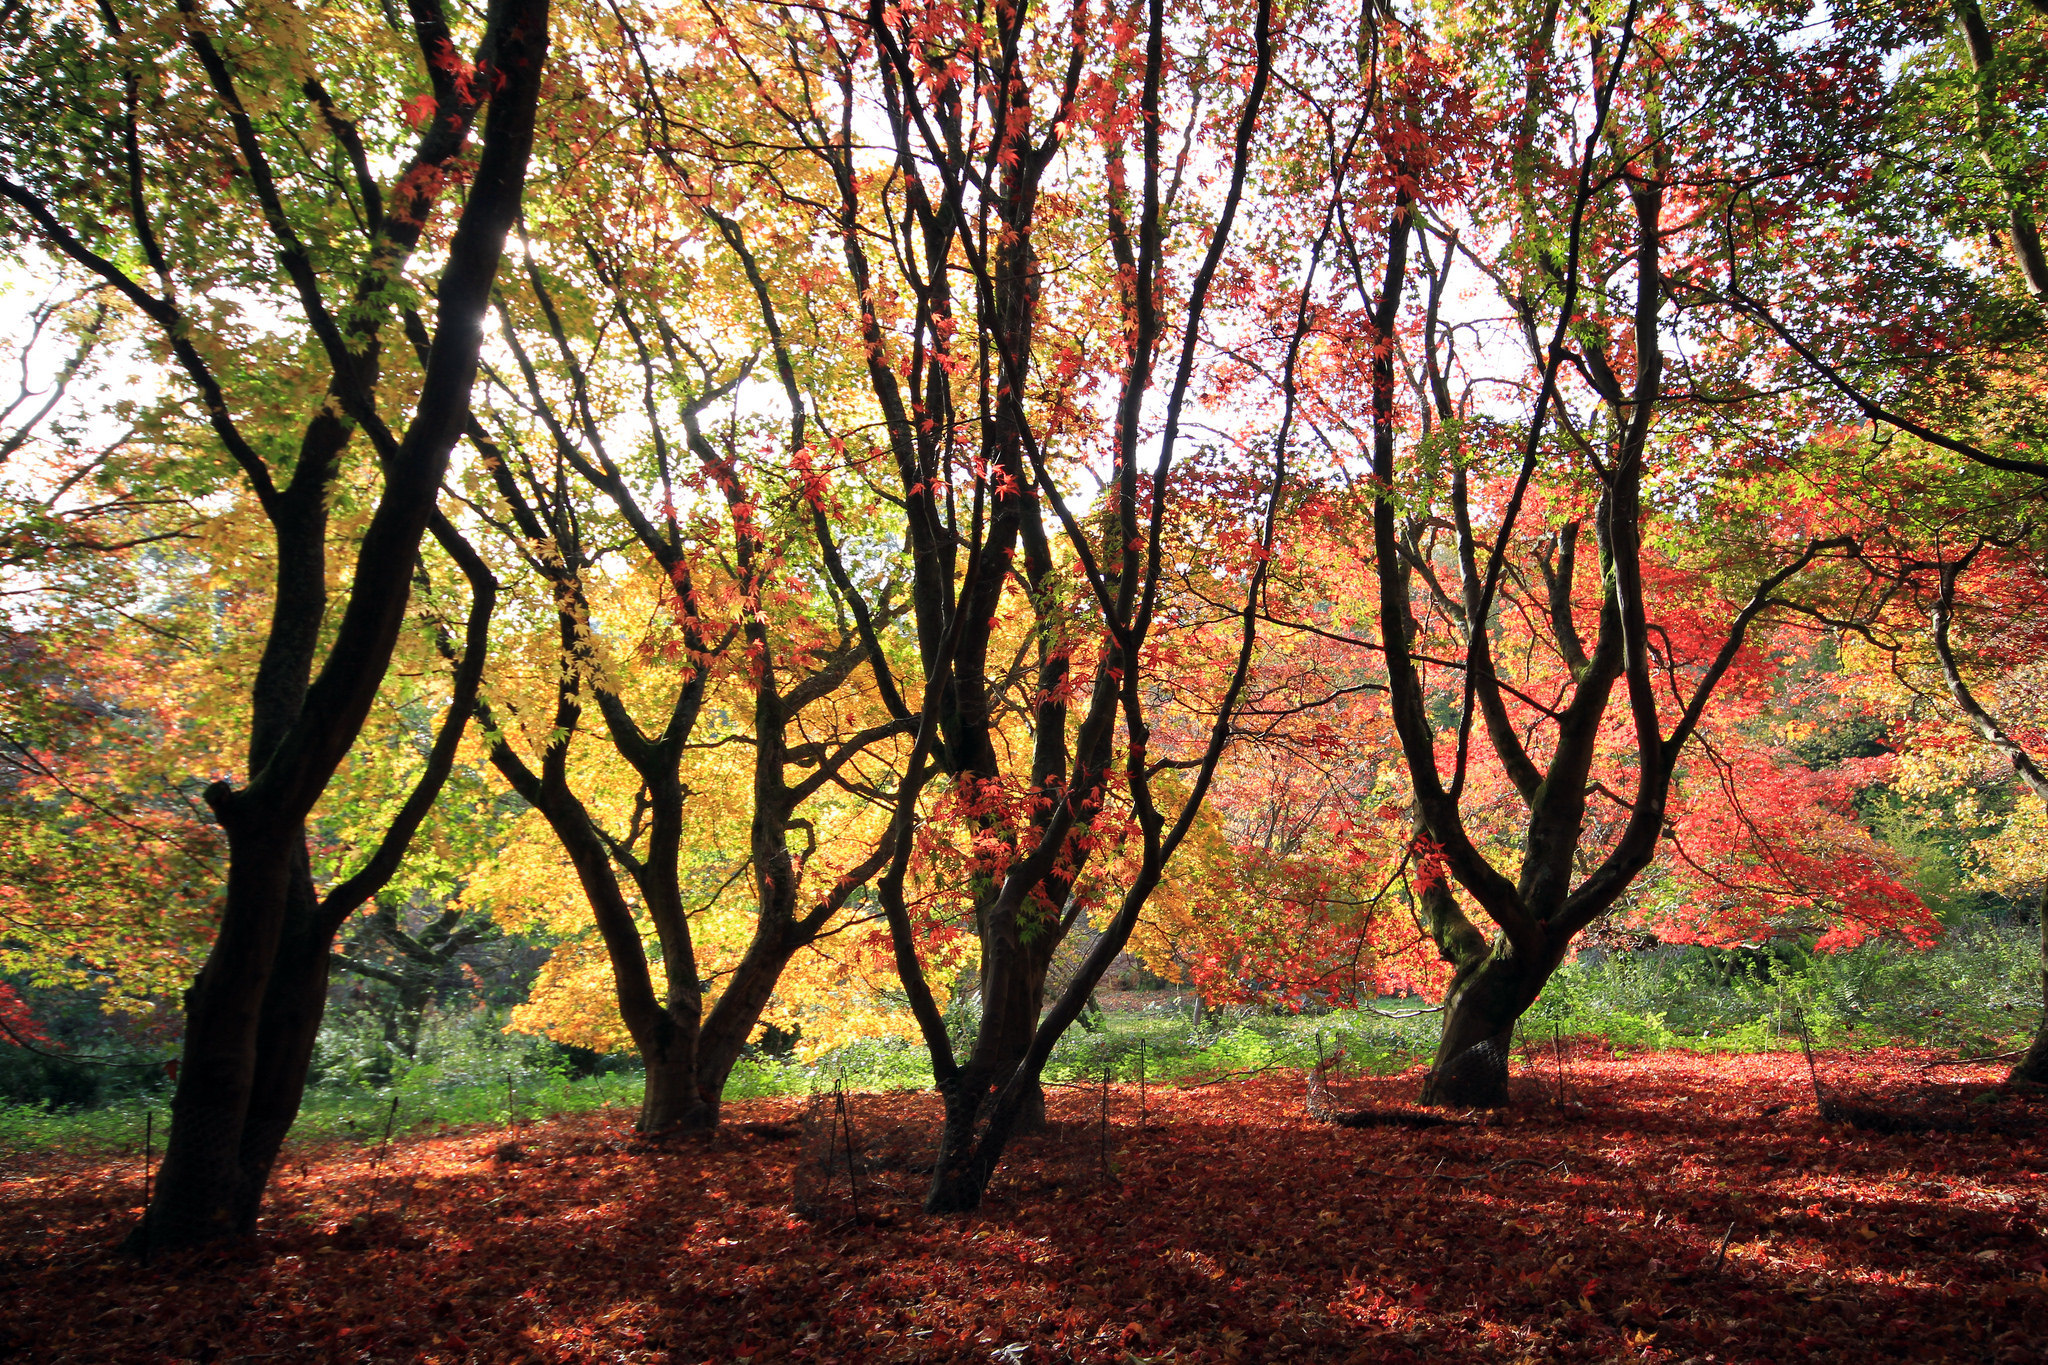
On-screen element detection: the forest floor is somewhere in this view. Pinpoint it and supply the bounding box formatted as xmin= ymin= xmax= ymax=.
xmin=3 ymin=1047 xmax=2044 ymax=1364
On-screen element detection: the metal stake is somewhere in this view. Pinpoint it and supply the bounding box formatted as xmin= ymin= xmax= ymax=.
xmin=835 ymin=1084 xmax=860 ymax=1221
xmin=140 ymin=1111 xmax=153 ymax=1263
xmin=1099 ymin=1053 xmax=1111 ymax=1183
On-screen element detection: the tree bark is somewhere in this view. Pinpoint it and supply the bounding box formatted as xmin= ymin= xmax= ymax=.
xmin=141 ymin=816 xmax=300 ymax=1247
xmin=2011 ymin=884 xmax=2048 ymax=1086
xmin=1420 ymin=942 xmax=1551 ymax=1108
xmin=975 ymin=935 xmax=1051 ymax=1130
xmin=919 ymin=927 xmax=1087 ymax=1211
xmin=127 ymin=0 xmax=550 ymax=1250
xmin=924 ymin=1066 xmax=997 ymax=1215
xmin=638 ymin=1048 xmax=713 ymax=1133
xmin=230 ymin=858 xmax=332 ymax=1233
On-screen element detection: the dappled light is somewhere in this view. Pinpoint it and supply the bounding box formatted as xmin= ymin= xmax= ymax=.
xmin=6 ymin=1054 xmax=2043 ymax=1362
xmin=4 ymin=0 xmax=2046 ymax=1355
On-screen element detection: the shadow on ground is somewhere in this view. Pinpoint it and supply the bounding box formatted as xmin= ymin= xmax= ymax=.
xmin=3 ymin=1047 xmax=2042 ymax=1363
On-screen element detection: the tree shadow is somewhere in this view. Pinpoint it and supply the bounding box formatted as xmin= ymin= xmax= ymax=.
xmin=5 ymin=1057 xmax=2042 ymax=1363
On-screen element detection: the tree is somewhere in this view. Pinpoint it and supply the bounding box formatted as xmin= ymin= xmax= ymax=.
xmin=330 ymin=896 xmax=487 ymax=1064
xmin=443 ymin=187 xmax=910 ymax=1127
xmin=0 ymin=0 xmax=549 ymax=1245
xmin=639 ymin=0 xmax=1291 ymax=1209
xmin=1927 ymin=549 xmax=2048 ymax=1076
xmin=1693 ymin=0 xmax=2048 ymax=1083
xmin=1258 ymin=0 xmax=1923 ymax=1106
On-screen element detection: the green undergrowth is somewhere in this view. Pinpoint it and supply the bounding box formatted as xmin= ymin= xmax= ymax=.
xmin=1519 ymin=923 xmax=2040 ymax=1056
xmin=5 ymin=926 xmax=2037 ymax=1158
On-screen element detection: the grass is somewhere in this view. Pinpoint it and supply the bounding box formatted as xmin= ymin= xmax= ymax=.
xmin=5 ymin=925 xmax=2039 ymax=1158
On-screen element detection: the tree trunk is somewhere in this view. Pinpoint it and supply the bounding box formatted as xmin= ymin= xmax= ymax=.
xmin=1420 ymin=943 xmax=1550 ymax=1108
xmin=924 ymin=1071 xmax=994 ymax=1214
xmin=2010 ymin=886 xmax=2048 ymax=1087
xmin=975 ymin=945 xmax=1047 ymax=1130
xmin=689 ymin=928 xmax=803 ymax=1119
xmin=639 ymin=1049 xmax=713 ymax=1132
xmin=138 ymin=831 xmax=344 ymax=1248
xmin=135 ymin=818 xmax=301 ymax=1250
xmin=231 ymin=857 xmax=332 ymax=1233
xmin=397 ymin=983 xmax=430 ymax=1061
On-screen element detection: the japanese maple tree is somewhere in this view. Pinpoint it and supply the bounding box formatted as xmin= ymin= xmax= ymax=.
xmin=0 ymin=0 xmax=549 ymax=1245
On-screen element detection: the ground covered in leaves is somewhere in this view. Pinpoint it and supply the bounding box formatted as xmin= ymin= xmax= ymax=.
xmin=4 ymin=1048 xmax=2045 ymax=1364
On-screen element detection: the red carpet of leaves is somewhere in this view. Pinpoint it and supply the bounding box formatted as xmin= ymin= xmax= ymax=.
xmin=4 ymin=1047 xmax=2046 ymax=1364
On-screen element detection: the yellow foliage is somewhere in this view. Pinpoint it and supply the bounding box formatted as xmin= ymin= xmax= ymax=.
xmin=508 ymin=939 xmax=637 ymax=1052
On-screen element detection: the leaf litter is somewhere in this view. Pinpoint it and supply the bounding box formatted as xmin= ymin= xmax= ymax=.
xmin=3 ymin=1047 xmax=2045 ymax=1363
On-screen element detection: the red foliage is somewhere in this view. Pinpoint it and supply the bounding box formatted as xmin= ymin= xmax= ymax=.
xmin=6 ymin=1052 xmax=2044 ymax=1363
xmin=1656 ymin=737 xmax=1939 ymax=952
xmin=0 ymin=982 xmax=44 ymax=1045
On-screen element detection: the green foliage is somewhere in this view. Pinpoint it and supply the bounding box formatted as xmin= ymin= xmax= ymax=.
xmin=1523 ymin=929 xmax=2041 ymax=1055
xmin=0 ymin=1047 xmax=104 ymax=1109
xmin=7 ymin=932 xmax=2041 ymax=1155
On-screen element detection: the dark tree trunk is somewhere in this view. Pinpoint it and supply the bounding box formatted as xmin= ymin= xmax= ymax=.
xmin=231 ymin=853 xmax=332 ymax=1233
xmin=140 ymin=817 xmax=301 ymax=1247
xmin=2011 ymin=886 xmax=2048 ymax=1087
xmin=639 ymin=1048 xmax=712 ymax=1133
xmin=924 ymin=1067 xmax=996 ymax=1215
xmin=975 ymin=941 xmax=1050 ymax=1130
xmin=1420 ymin=943 xmax=1551 ymax=1109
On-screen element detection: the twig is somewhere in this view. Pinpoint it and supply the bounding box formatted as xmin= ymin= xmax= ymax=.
xmin=1361 ymin=1003 xmax=1445 ymax=1019
xmin=1553 ymin=1025 xmax=1566 ymax=1107
xmin=1177 ymin=1059 xmax=1288 ymax=1088
xmin=1920 ymin=1050 xmax=2024 ymax=1068
xmin=0 ymin=1013 xmax=169 ymax=1068
xmin=1710 ymin=1222 xmax=1736 ymax=1274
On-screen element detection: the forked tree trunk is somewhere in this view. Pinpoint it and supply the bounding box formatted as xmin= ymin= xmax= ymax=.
xmin=141 ymin=819 xmax=303 ymax=1247
xmin=639 ymin=1048 xmax=712 ymax=1133
xmin=925 ymin=1066 xmax=997 ymax=1215
xmin=633 ymin=933 xmax=809 ymax=1135
xmin=1420 ymin=943 xmax=1552 ymax=1109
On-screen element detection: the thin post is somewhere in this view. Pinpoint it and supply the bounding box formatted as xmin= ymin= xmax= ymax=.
xmin=835 ymin=1085 xmax=859 ymax=1221
xmin=1553 ymin=1025 xmax=1565 ymax=1106
xmin=1792 ymin=1006 xmax=1830 ymax=1118
xmin=1099 ymin=1051 xmax=1111 ymax=1184
xmin=140 ymin=1110 xmax=152 ymax=1264
xmin=364 ymin=1094 xmax=400 ymax=1221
